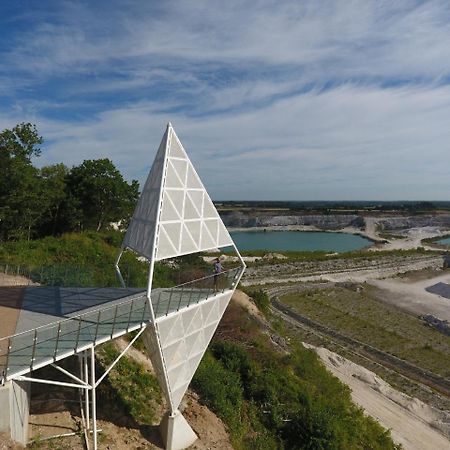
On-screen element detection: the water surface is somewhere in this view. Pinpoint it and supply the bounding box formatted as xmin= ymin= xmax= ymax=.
xmin=437 ymin=237 xmax=450 ymax=245
xmin=230 ymin=230 xmax=372 ymax=253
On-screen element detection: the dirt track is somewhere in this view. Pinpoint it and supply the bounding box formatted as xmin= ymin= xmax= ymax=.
xmin=308 ymin=344 xmax=450 ymax=450
xmin=369 ymin=272 xmax=450 ymax=322
xmin=270 ymin=298 xmax=450 ymax=397
xmin=242 ymin=254 xmax=442 ymax=286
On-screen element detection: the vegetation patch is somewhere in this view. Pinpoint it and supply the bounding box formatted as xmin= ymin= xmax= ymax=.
xmin=280 ymin=285 xmax=450 ymax=378
xmin=96 ymin=342 xmax=162 ymax=425
xmin=193 ymin=301 xmax=400 ymax=450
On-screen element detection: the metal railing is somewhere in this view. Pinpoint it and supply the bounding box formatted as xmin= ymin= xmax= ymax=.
xmin=0 ymin=292 xmax=149 ymax=382
xmin=0 ymin=262 xmax=141 ymax=288
xmin=152 ymin=266 xmax=243 ymax=318
xmin=0 ymin=266 xmax=243 ymax=382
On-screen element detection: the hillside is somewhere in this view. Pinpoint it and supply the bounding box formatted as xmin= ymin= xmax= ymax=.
xmin=0 ymin=232 xmax=400 ymax=449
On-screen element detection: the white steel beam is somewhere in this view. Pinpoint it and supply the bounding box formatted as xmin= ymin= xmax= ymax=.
xmin=95 ymin=326 xmax=146 ymax=388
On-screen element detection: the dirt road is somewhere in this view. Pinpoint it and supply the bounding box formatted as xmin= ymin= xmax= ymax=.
xmin=307 ymin=344 xmax=450 ymax=450
xmin=369 ymin=272 xmax=450 ymax=321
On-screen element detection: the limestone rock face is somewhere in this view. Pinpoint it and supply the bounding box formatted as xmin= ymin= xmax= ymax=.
xmin=221 ymin=211 xmax=364 ymax=230
xmin=378 ymin=215 xmax=450 ymax=230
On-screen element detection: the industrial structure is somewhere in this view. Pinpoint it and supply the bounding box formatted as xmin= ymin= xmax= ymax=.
xmin=0 ymin=124 xmax=245 ymax=449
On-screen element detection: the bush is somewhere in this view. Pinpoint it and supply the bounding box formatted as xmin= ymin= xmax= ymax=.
xmin=246 ymin=289 xmax=271 ymax=316
xmin=194 ymin=339 xmax=400 ymax=450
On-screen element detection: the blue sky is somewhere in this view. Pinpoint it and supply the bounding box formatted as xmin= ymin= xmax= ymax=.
xmin=1 ymin=0 xmax=450 ymax=200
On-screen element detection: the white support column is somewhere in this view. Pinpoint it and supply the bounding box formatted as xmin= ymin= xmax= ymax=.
xmin=90 ymin=346 xmax=97 ymax=450
xmin=114 ymin=248 xmax=126 ymax=288
xmin=84 ymin=351 xmax=90 ymax=431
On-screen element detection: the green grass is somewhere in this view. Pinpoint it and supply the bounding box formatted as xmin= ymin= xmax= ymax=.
xmin=0 ymin=230 xmax=210 ymax=288
xmin=96 ymin=342 xmax=162 ymax=425
xmin=280 ymin=285 xmax=450 ymax=378
xmin=240 ymin=248 xmax=436 ymax=268
xmin=193 ymin=337 xmax=399 ymax=450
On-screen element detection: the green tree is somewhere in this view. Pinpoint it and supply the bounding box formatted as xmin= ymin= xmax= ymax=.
xmin=67 ymin=158 xmax=139 ymax=231
xmin=38 ymin=163 xmax=79 ymax=236
xmin=0 ymin=123 xmax=43 ymax=240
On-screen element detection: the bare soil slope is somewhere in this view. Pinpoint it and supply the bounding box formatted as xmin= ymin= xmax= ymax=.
xmin=307 ymin=344 xmax=450 ymax=450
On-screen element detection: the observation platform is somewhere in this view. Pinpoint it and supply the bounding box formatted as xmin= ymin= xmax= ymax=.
xmin=0 ymin=267 xmax=241 ymax=383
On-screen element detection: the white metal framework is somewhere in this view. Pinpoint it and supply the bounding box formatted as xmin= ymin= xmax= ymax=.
xmin=0 ymin=123 xmax=245 ymax=450
xmin=117 ymin=123 xmax=246 ymax=449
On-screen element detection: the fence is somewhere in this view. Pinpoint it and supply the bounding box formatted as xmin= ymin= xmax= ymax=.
xmin=0 ymin=266 xmax=243 ymax=382
xmin=152 ymin=266 xmax=243 ymax=318
xmin=0 ymin=292 xmax=149 ymax=382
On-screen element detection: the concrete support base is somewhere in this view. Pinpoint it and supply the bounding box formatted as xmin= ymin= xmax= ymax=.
xmin=160 ymin=410 xmax=197 ymax=450
xmin=0 ymin=380 xmax=30 ymax=445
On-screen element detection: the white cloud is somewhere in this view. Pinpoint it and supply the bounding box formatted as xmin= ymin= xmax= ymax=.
xmin=0 ymin=83 xmax=441 ymax=200
xmin=2 ymin=1 xmax=450 ymax=200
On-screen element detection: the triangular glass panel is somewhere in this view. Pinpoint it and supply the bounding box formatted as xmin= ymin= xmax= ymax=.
xmin=166 ymin=190 xmax=184 ymax=218
xmin=217 ymin=221 xmax=233 ymax=247
xmin=170 ymin=382 xmax=190 ymax=410
xmin=203 ymin=322 xmax=220 ymax=347
xmin=185 ymin=220 xmax=201 ymax=247
xmin=200 ymin=222 xmax=217 ymax=250
xmin=217 ymin=291 xmax=233 ymax=317
xmin=203 ymin=300 xmax=219 ymax=326
xmin=181 ymin=306 xmax=198 ymax=333
xmin=184 ymin=329 xmax=202 ymax=352
xmin=200 ymin=300 xmax=215 ymax=324
xmin=186 ymin=305 xmax=203 ymax=335
xmin=204 ymin=219 xmax=219 ymax=243
xmin=202 ymin=196 xmax=218 ymax=219
xmin=190 ymin=330 xmax=206 ymax=357
xmin=157 ymin=314 xmax=182 ymax=347
xmin=163 ymin=339 xmax=188 ymax=370
xmin=188 ymin=352 xmax=204 ymax=375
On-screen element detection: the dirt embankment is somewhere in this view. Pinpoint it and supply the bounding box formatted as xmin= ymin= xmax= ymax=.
xmin=242 ymin=254 xmax=442 ymax=286
xmin=306 ymin=344 xmax=450 ymax=450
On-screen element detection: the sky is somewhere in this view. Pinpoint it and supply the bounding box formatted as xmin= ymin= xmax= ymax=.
xmin=1 ymin=0 xmax=450 ymax=201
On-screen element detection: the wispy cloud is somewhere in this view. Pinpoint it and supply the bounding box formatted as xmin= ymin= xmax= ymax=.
xmin=1 ymin=1 xmax=450 ymax=199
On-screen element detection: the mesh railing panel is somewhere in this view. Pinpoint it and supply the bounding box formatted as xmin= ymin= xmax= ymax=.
xmin=0 ymin=294 xmax=149 ymax=381
xmin=151 ymin=266 xmax=242 ymax=319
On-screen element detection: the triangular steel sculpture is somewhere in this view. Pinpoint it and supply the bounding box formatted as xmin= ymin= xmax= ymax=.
xmin=123 ymin=124 xmax=234 ymax=262
xmin=118 ymin=123 xmax=245 ymax=450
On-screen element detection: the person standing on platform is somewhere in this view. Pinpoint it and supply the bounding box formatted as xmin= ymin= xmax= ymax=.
xmin=213 ymin=257 xmax=223 ymax=292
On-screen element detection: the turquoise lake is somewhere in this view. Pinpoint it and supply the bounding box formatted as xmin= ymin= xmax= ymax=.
xmin=229 ymin=231 xmax=372 ymax=253
xmin=437 ymin=237 xmax=450 ymax=245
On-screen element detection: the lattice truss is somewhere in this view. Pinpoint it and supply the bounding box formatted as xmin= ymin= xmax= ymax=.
xmin=120 ymin=123 xmax=245 ymax=416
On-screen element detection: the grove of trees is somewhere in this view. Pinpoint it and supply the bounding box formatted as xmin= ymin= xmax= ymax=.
xmin=0 ymin=123 xmax=139 ymax=241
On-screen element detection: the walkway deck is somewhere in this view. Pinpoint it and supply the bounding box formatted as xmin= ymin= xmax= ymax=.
xmin=0 ymin=267 xmax=241 ymax=382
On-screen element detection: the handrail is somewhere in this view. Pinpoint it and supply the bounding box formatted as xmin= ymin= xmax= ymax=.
xmin=0 ymin=267 xmax=241 ymax=342
xmin=165 ymin=266 xmax=241 ymax=289
xmin=0 ymin=290 xmax=147 ymax=342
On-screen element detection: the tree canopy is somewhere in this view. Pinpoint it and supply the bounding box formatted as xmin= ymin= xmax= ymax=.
xmin=0 ymin=123 xmax=139 ymax=240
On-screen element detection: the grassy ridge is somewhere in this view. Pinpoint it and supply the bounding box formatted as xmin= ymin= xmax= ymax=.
xmin=194 ymin=301 xmax=400 ymax=449
xmin=1 ymin=232 xmax=401 ymax=448
xmin=0 ymin=231 xmax=178 ymax=288
xmin=280 ymin=286 xmax=450 ymax=379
